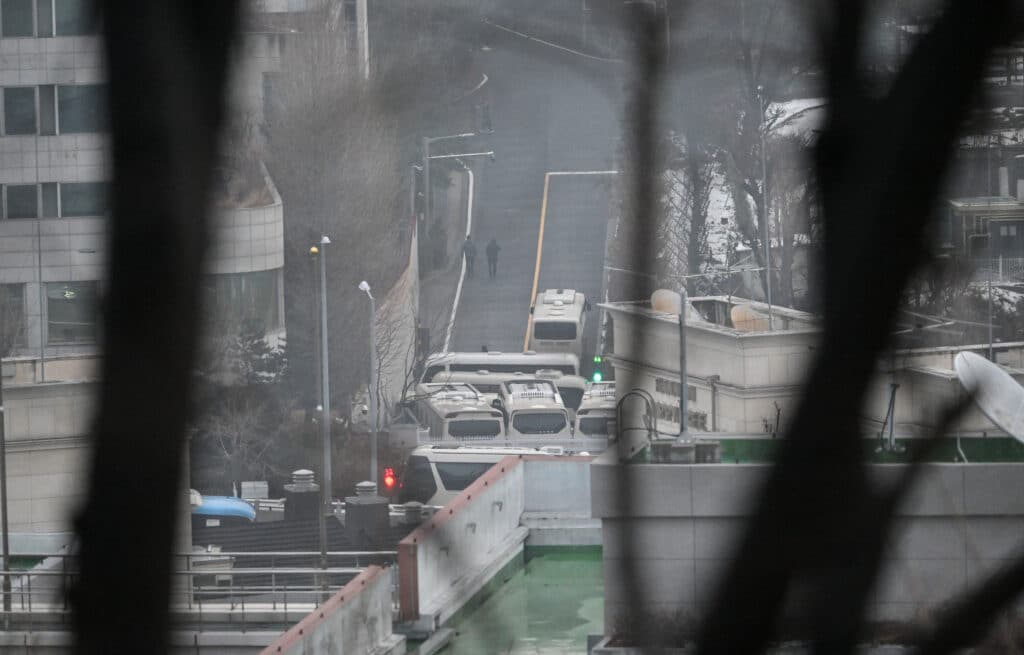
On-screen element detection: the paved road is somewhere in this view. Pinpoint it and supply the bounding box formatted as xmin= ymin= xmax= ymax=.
xmin=449 ymin=34 xmax=619 ymax=366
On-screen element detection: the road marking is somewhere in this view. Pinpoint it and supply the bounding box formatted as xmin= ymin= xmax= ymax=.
xmin=523 ymin=170 xmax=618 ymax=351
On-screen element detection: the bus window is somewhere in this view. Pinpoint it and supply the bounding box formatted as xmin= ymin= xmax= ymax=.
xmin=447 ymin=419 xmax=502 ymax=438
xmin=473 ymin=384 xmax=501 ymax=394
xmin=436 ymin=462 xmax=495 ymax=491
xmin=534 ymin=322 xmax=576 ymax=340
xmin=399 ymin=455 xmax=437 ymax=504
xmin=513 ymin=412 xmax=567 ymax=434
xmin=559 ymin=388 xmax=584 ymax=411
xmin=579 ymin=415 xmax=612 ymax=436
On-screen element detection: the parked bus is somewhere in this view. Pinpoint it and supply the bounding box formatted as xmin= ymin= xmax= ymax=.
xmin=398 ymin=444 xmax=568 ymax=506
xmin=429 ymin=369 xmax=589 ymax=414
xmin=413 ymin=382 xmax=506 ymax=442
xmin=529 ymin=289 xmax=588 ymax=360
xmin=575 ymin=381 xmax=617 ymax=441
xmin=421 ymin=350 xmax=580 ymax=382
xmin=495 ymin=379 xmax=574 ymax=440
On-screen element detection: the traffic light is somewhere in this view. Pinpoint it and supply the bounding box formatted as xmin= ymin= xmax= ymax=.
xmin=592 ymin=370 xmax=603 ymax=383
xmin=383 ymin=467 xmax=397 ymax=493
xmin=592 ymin=355 xmax=604 ymax=382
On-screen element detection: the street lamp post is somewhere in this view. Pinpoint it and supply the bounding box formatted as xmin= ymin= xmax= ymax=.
xmin=358 ymin=281 xmax=377 ymax=485
xmin=311 ymin=236 xmax=332 ymax=567
xmin=757 ymin=85 xmax=774 ymax=330
xmin=421 ymin=132 xmax=476 ymax=225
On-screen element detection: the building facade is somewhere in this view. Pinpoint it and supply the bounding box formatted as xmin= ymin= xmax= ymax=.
xmin=0 ymin=0 xmax=287 ymax=544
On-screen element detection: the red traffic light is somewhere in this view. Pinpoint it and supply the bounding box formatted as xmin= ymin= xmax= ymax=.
xmin=383 ymin=467 xmax=396 ymax=491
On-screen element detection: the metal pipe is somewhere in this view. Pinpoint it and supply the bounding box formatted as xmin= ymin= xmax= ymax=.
xmin=0 ymin=320 xmax=9 ymax=617
xmin=708 ymin=375 xmax=720 ymax=432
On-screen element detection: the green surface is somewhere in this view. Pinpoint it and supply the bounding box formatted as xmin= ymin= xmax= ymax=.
xmin=632 ymin=437 xmax=1024 ymax=465
xmin=444 ymin=547 xmax=603 ymax=654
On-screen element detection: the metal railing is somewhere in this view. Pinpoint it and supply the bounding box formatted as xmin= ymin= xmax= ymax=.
xmin=971 ymin=256 xmax=1024 ymax=284
xmin=0 ymin=550 xmax=397 ymax=633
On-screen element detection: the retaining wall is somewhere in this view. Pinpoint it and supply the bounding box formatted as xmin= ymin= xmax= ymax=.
xmin=259 ymin=566 xmax=404 ymax=655
xmin=522 ymin=456 xmax=601 ymax=546
xmin=592 ymin=454 xmax=1024 ymax=630
xmin=398 ymin=455 xmax=527 ymax=629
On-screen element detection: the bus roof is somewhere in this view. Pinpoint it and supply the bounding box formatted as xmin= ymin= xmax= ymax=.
xmin=424 ymin=350 xmax=580 ymax=369
xmin=533 ymin=289 xmax=585 ymax=323
xmin=501 ymin=379 xmax=567 ymax=412
xmin=417 ymin=382 xmax=499 ymax=415
xmin=410 ymin=444 xmax=566 ymax=458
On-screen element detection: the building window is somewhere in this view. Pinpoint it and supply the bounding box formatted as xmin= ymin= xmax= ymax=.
xmin=1 ymin=182 xmax=108 ymax=219
xmin=46 ymin=281 xmax=97 ymax=344
xmin=202 ymin=270 xmax=281 ymax=334
xmin=53 ymin=0 xmax=94 ymax=36
xmin=59 ymin=182 xmax=107 ymax=216
xmin=1 ymin=0 xmax=34 ymax=37
xmin=654 ymin=376 xmax=696 ymax=402
xmin=57 ymin=84 xmax=105 ymax=133
xmin=41 ymin=182 xmax=56 ymax=217
xmin=38 ymin=84 xmax=55 ymax=134
xmin=3 ymin=87 xmax=35 ymax=135
xmin=0 ymin=283 xmax=25 ymax=353
xmin=5 ymin=184 xmax=36 ymax=218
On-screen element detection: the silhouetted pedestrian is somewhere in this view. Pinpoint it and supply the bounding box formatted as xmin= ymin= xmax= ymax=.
xmin=462 ymin=235 xmax=477 ymax=276
xmin=486 ymin=238 xmax=500 ymax=279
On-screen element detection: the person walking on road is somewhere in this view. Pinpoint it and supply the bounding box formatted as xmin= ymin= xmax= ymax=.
xmin=462 ymin=235 xmax=477 ymax=277
xmin=486 ymin=238 xmax=501 ymax=279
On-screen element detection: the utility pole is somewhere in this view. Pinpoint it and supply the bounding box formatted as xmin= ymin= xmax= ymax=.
xmin=679 ymin=286 xmax=688 ymax=437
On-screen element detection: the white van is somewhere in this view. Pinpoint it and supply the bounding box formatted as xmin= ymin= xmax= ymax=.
xmin=397 ymin=444 xmax=565 ymax=506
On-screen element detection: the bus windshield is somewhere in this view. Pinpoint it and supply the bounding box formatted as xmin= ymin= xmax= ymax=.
xmin=512 ymin=411 xmax=568 ymax=434
xmin=447 ymin=419 xmax=502 ymax=438
xmin=534 ymin=321 xmax=576 ymax=340
xmin=578 ymin=415 xmax=613 ymax=436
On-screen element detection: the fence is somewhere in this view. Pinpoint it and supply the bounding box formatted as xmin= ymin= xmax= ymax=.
xmin=971 ymin=256 xmax=1024 ymax=284
xmin=0 ymin=550 xmax=396 ymax=633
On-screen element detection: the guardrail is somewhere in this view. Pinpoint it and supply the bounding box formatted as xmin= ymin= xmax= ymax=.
xmin=0 ymin=551 xmax=397 ymax=633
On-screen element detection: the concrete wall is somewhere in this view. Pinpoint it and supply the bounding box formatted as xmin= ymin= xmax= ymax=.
xmin=592 ymin=455 xmax=1024 ymax=629
xmin=399 ymin=455 xmax=527 ymax=628
xmin=522 ymin=456 xmax=600 ymax=546
xmin=259 ymin=566 xmax=405 ymax=655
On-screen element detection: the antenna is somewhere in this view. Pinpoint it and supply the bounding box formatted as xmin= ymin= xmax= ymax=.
xmin=954 ymin=351 xmax=1024 ymax=442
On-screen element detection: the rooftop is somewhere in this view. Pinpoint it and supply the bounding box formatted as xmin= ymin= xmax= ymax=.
xmin=600 ymin=296 xmax=819 ymax=336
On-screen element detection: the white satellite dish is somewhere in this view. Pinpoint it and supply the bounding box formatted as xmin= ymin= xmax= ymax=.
xmin=954 ymin=351 xmax=1024 ymax=442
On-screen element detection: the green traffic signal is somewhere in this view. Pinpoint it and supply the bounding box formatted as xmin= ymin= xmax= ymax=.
xmin=593 ymin=355 xmax=602 ymax=363
xmin=592 ymin=371 xmax=603 ymax=383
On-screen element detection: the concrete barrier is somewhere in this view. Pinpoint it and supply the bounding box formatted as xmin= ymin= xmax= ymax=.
xmin=398 ymin=455 xmax=527 ymax=629
xmin=592 ymin=454 xmax=1024 ymax=628
xmin=259 ymin=566 xmax=404 ymax=655
xmin=522 ymin=455 xmax=601 ymax=546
